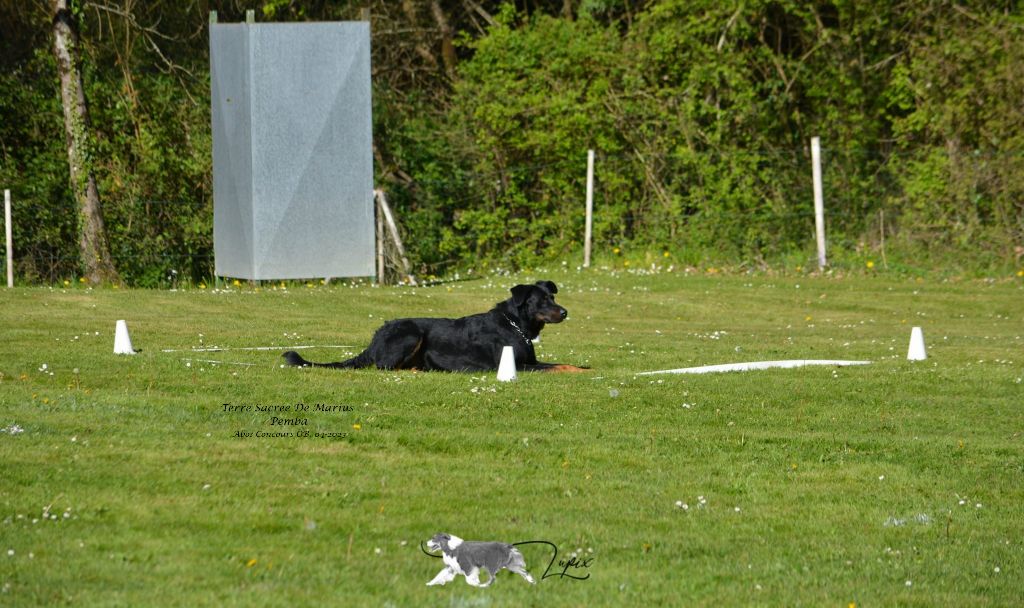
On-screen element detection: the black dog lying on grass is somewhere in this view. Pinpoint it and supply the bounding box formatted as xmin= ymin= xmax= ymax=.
xmin=282 ymin=280 xmax=587 ymax=373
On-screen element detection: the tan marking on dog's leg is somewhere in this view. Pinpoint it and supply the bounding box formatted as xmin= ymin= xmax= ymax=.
xmin=398 ymin=338 xmax=425 ymax=369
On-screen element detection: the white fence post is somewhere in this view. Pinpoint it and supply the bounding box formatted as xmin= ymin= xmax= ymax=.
xmin=4 ymin=189 xmax=12 ymax=288
xmin=811 ymin=137 xmax=827 ymax=270
xmin=583 ymin=149 xmax=594 ymax=268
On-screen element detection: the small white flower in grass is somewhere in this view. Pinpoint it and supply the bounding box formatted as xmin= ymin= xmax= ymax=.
xmin=374 ymin=547 xmax=382 ymax=555
xmin=6 ymin=550 xmax=12 ymax=557
xmin=734 ymin=506 xmax=741 ymax=513
xmin=202 ymin=484 xmax=211 ymax=491
xmin=994 ymin=566 xmax=1001 ymax=573
xmin=878 ymin=475 xmax=885 ymax=481
xmin=905 ymin=580 xmax=912 ymax=587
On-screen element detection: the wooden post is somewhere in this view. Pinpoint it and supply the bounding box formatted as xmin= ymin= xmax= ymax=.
xmin=583 ymin=149 xmax=594 ymax=268
xmin=811 ymin=137 xmax=827 ymax=270
xmin=375 ymin=191 xmax=385 ymax=284
xmin=5 ymin=189 xmax=12 ymax=288
xmin=374 ymin=190 xmax=416 ymax=285
xmin=879 ymin=209 xmax=888 ymax=269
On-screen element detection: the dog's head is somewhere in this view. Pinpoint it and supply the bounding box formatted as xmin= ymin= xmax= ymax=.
xmin=510 ymin=280 xmax=567 ymax=325
xmin=426 ymin=532 xmax=463 ymax=553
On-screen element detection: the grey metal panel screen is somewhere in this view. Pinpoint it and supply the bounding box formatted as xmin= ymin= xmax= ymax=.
xmin=211 ymin=21 xmax=374 ymax=280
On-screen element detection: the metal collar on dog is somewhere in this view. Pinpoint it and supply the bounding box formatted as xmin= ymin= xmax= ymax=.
xmin=502 ymin=314 xmax=533 ymax=346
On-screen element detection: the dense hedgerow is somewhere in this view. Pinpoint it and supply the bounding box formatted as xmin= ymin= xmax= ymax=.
xmin=1 ymin=1 xmax=1020 ymax=284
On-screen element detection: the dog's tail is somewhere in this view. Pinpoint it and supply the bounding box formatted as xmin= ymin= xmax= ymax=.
xmin=508 ymin=547 xmax=528 ymax=568
xmin=282 ymin=350 xmax=371 ymax=369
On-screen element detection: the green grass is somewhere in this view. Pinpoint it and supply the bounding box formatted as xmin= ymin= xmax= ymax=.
xmin=1 ymin=270 xmax=1022 ymax=606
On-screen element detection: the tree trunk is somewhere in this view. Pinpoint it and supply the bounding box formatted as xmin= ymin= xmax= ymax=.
xmin=429 ymin=0 xmax=457 ymax=78
xmin=52 ymin=0 xmax=120 ymax=285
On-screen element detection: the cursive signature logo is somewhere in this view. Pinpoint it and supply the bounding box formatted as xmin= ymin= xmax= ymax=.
xmin=515 ymin=541 xmax=593 ymax=581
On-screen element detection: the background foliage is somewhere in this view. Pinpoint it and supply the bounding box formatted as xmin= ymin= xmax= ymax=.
xmin=0 ymin=1 xmax=1021 ymax=284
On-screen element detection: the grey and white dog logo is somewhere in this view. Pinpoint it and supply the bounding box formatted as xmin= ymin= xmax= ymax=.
xmin=424 ymin=532 xmax=536 ymax=587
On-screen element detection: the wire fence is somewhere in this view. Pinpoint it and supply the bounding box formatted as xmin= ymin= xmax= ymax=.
xmin=3 ymin=144 xmax=1021 ymax=286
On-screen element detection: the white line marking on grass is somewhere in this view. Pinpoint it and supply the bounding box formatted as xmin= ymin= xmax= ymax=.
xmin=181 ymin=358 xmax=258 ymax=367
xmin=637 ymin=360 xmax=872 ymax=376
xmin=161 ymin=345 xmax=353 ymax=353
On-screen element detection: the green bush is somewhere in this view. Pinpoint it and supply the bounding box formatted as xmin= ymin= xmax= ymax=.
xmin=2 ymin=2 xmax=1021 ymax=284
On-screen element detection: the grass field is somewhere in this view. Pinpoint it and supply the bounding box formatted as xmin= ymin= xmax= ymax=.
xmin=1 ymin=269 xmax=1022 ymax=606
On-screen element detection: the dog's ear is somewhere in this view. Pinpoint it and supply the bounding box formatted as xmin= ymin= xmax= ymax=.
xmin=535 ymin=280 xmax=557 ymax=295
xmin=511 ymin=284 xmax=535 ymax=307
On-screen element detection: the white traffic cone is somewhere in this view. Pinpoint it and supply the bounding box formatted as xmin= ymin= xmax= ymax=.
xmin=496 ymin=345 xmax=517 ymax=382
xmin=907 ymin=326 xmax=927 ymax=361
xmin=114 ymin=320 xmax=137 ymax=355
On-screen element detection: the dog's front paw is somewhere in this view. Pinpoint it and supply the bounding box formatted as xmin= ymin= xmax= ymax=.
xmin=551 ymin=364 xmax=590 ymax=373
